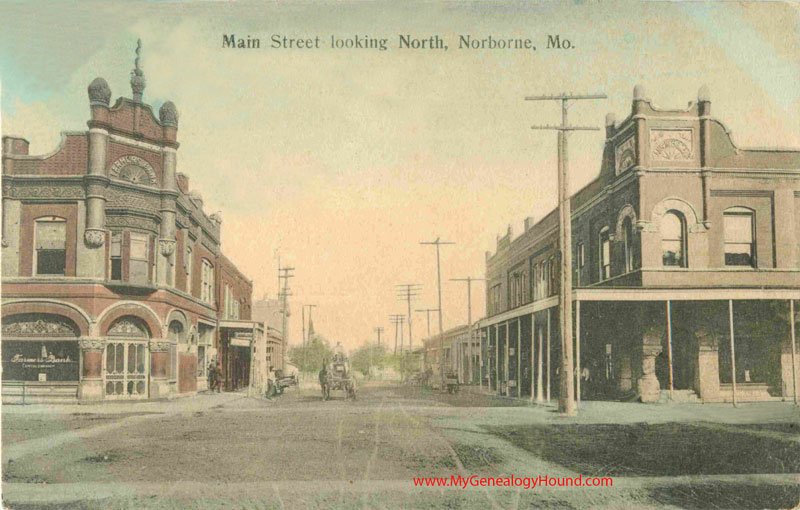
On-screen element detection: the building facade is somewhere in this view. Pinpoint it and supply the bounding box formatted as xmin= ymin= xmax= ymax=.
xmin=477 ymin=85 xmax=799 ymax=404
xmin=422 ymin=324 xmax=481 ymax=385
xmin=251 ymin=295 xmax=287 ymax=373
xmin=1 ymin=54 xmax=260 ymax=402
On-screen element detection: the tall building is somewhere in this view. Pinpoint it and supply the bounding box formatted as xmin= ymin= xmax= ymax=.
xmin=1 ymin=45 xmax=262 ymax=402
xmin=477 ymin=85 xmax=799 ymax=404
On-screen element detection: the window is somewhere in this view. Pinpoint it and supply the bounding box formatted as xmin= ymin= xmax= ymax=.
xmin=110 ymin=232 xmax=122 ymax=280
xmin=661 ymin=211 xmax=686 ymax=267
xmin=234 ymin=299 xmax=241 ymax=320
xmin=724 ymin=207 xmax=755 ymax=267
xmin=129 ymin=233 xmax=149 ymax=284
xmin=201 ymin=259 xmax=214 ymax=305
xmin=623 ymin=217 xmax=634 ymax=273
xmin=185 ymin=246 xmax=194 ymax=293
xmin=35 ymin=217 xmax=66 ymax=275
xmin=575 ymin=242 xmax=585 ymax=286
xmin=599 ymin=227 xmax=611 ymax=280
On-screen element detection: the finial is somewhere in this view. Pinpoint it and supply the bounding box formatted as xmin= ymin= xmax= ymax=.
xmin=130 ymin=38 xmax=146 ymax=102
xmin=633 ymin=84 xmax=646 ymax=101
xmin=698 ymin=84 xmax=710 ymax=102
xmin=605 ymin=112 xmax=616 ymax=127
xmin=159 ymin=101 xmax=179 ymax=127
xmin=88 ymin=77 xmax=111 ymax=106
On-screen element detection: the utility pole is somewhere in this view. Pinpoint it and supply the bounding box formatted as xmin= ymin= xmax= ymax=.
xmin=450 ymin=277 xmax=486 ymax=385
xmin=421 ymin=238 xmax=455 ymax=386
xmin=526 ymin=92 xmax=606 ymax=416
xmin=278 ymin=265 xmax=295 ymax=372
xmin=389 ymin=315 xmax=405 ymax=354
xmin=415 ymin=308 xmax=439 ymax=338
xmin=374 ymin=326 xmax=384 ymax=346
xmin=396 ymin=284 xmax=422 ymax=351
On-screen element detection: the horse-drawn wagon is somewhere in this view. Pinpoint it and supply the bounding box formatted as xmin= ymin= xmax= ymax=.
xmin=319 ymin=353 xmax=356 ymax=401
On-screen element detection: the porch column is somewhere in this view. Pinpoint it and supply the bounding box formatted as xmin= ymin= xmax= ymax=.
xmin=667 ymin=301 xmax=674 ymax=401
xmin=517 ymin=318 xmax=521 ymax=399
xmin=149 ymin=339 xmax=171 ymax=399
xmin=781 ymin=300 xmax=799 ymax=404
xmin=792 ymin=300 xmax=798 ymax=406
xmin=576 ymin=300 xmax=581 ymax=403
xmin=530 ymin=313 xmax=536 ymax=401
xmin=694 ymin=327 xmax=721 ymax=402
xmin=479 ymin=328 xmax=484 ymax=390
xmin=637 ymin=324 xmax=663 ymax=403
xmin=728 ymin=300 xmax=737 ymax=407
xmin=78 ymin=338 xmax=105 ymax=400
xmin=494 ymin=324 xmax=499 ymax=393
xmin=546 ymin=309 xmax=551 ymax=403
xmin=504 ymin=321 xmax=510 ymax=397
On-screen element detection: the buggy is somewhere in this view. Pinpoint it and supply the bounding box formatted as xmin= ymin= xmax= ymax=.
xmin=320 ymin=354 xmax=356 ymax=400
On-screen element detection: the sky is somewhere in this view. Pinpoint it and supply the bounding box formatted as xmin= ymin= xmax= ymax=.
xmin=1 ymin=1 xmax=798 ymax=353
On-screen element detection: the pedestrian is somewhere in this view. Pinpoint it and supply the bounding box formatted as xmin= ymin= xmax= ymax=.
xmin=215 ymin=362 xmax=223 ymax=392
xmin=207 ymin=362 xmax=216 ymax=391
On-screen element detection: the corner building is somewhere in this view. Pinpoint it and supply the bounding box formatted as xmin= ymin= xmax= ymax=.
xmin=477 ymin=85 xmax=800 ymax=404
xmin=2 ymin=59 xmax=258 ymax=402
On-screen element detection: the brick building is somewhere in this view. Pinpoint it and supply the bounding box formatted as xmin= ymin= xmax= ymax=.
xmin=251 ymin=295 xmax=287 ymax=373
xmin=476 ymin=85 xmax=799 ymax=404
xmin=422 ymin=324 xmax=480 ymax=385
xmin=1 ymin=49 xmax=261 ymax=402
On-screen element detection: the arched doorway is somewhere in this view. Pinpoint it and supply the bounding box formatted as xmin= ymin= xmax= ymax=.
xmin=104 ymin=317 xmax=149 ymax=399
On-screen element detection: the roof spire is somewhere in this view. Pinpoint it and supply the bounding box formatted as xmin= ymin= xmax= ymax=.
xmin=130 ymin=38 xmax=146 ymax=102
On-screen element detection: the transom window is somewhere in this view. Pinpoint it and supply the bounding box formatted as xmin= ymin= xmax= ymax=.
xmin=661 ymin=211 xmax=686 ymax=267
xmin=724 ymin=207 xmax=755 ymax=267
xmin=35 ymin=217 xmax=66 ymax=275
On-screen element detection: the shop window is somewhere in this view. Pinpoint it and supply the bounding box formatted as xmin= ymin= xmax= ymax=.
xmin=129 ymin=233 xmax=149 ymax=284
xmin=35 ymin=217 xmax=66 ymax=275
xmin=724 ymin=207 xmax=755 ymax=267
xmin=661 ymin=211 xmax=686 ymax=267
xmin=599 ymin=227 xmax=611 ymax=280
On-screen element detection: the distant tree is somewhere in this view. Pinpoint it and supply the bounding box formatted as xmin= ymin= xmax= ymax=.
xmin=288 ymin=336 xmax=334 ymax=373
xmin=351 ymin=343 xmax=388 ymax=376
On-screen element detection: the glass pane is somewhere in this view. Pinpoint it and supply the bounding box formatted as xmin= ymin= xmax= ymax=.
xmin=115 ymin=344 xmax=124 ymax=373
xmin=106 ymin=346 xmax=114 ymax=373
xmin=662 ymin=240 xmax=683 ymax=266
xmin=110 ymin=233 xmax=122 ymax=257
xmin=127 ymin=381 xmax=134 ymax=395
xmin=724 ymin=214 xmax=753 ymax=244
xmin=136 ymin=381 xmax=145 ymax=394
xmin=130 ymin=260 xmax=149 ymax=285
xmin=130 ymin=235 xmax=148 ymax=260
xmin=111 ymin=259 xmax=122 ymax=280
xmin=115 ymin=381 xmax=123 ymax=394
xmin=661 ymin=213 xmax=683 ymax=240
xmin=106 ymin=381 xmax=114 ymax=394
xmin=602 ymin=239 xmax=610 ymax=266
xmin=128 ymin=344 xmax=135 ymax=373
xmin=37 ymin=250 xmax=66 ymax=275
xmin=725 ymin=244 xmax=753 ymax=266
xmin=137 ymin=345 xmax=146 ymax=373
xmin=36 ymin=221 xmax=66 ymax=249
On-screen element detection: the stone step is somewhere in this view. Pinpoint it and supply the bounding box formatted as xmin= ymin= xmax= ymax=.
xmin=657 ymin=389 xmax=700 ymax=403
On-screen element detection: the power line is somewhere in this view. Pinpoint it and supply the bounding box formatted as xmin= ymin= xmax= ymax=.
xmin=420 ymin=238 xmax=455 ymax=385
xmin=396 ymin=283 xmax=422 ymax=352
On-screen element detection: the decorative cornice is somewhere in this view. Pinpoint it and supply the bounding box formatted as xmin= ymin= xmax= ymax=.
xmin=149 ymin=340 xmax=171 ymax=352
xmin=79 ymin=337 xmax=106 ymax=351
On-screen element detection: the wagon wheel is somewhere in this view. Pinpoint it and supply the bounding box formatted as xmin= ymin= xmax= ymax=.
xmin=348 ymin=383 xmax=357 ymax=400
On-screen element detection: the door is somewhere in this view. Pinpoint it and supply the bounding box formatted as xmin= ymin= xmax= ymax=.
xmin=104 ymin=341 xmax=148 ymax=399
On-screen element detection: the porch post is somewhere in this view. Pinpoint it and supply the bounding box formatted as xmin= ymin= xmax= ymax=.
xmin=517 ymin=318 xmax=521 ymax=398
xmin=728 ymin=299 xmax=737 ymax=408
xmin=791 ymin=300 xmax=797 ymax=406
xmin=667 ymin=300 xmax=674 ymax=401
xmin=494 ymin=324 xmax=500 ymax=392
xmin=479 ymin=328 xmax=484 ymax=390
xmin=530 ymin=313 xmax=536 ymax=401
xmin=504 ymin=321 xmax=510 ymax=397
xmin=537 ymin=316 xmax=544 ymax=402
xmin=546 ymin=308 xmax=551 ymax=403
xmin=576 ymin=300 xmax=581 ymax=404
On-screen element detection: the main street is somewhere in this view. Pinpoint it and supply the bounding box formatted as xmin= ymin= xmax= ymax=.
xmin=3 ymin=384 xmax=799 ymax=509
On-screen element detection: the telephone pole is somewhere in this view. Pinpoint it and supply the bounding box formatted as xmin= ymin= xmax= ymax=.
xmin=396 ymin=284 xmax=422 ymax=351
xmin=415 ymin=308 xmax=439 ymax=338
xmin=526 ymin=92 xmax=606 ymax=416
xmin=278 ymin=264 xmax=295 ymax=370
xmin=450 ymin=277 xmax=486 ymax=385
xmin=389 ymin=315 xmax=405 ymax=354
xmin=374 ymin=326 xmax=384 ymax=346
xmin=421 ymin=238 xmax=455 ymax=386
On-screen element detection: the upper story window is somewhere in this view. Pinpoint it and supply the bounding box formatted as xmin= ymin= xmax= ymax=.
xmin=661 ymin=211 xmax=686 ymax=267
xmin=201 ymin=259 xmax=215 ymax=305
xmin=110 ymin=232 xmax=123 ymax=280
xmin=185 ymin=246 xmax=194 ymax=293
xmin=35 ymin=217 xmax=67 ymax=275
xmin=488 ymin=283 xmax=502 ymax=315
xmin=234 ymin=299 xmax=241 ymax=320
xmin=548 ymin=255 xmax=558 ymax=296
xmin=129 ymin=233 xmax=150 ymax=285
xmin=724 ymin=207 xmax=755 ymax=267
xmin=575 ymin=242 xmax=585 ymax=286
xmin=599 ymin=228 xmax=611 ymax=280
xmin=623 ymin=217 xmax=634 ymax=273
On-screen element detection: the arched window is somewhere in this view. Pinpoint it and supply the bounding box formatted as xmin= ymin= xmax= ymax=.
xmin=661 ymin=211 xmax=686 ymax=267
xmin=623 ymin=217 xmax=634 ymax=273
xmin=599 ymin=227 xmax=611 ymax=280
xmin=724 ymin=207 xmax=756 ymax=267
xmin=34 ymin=217 xmax=66 ymax=275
